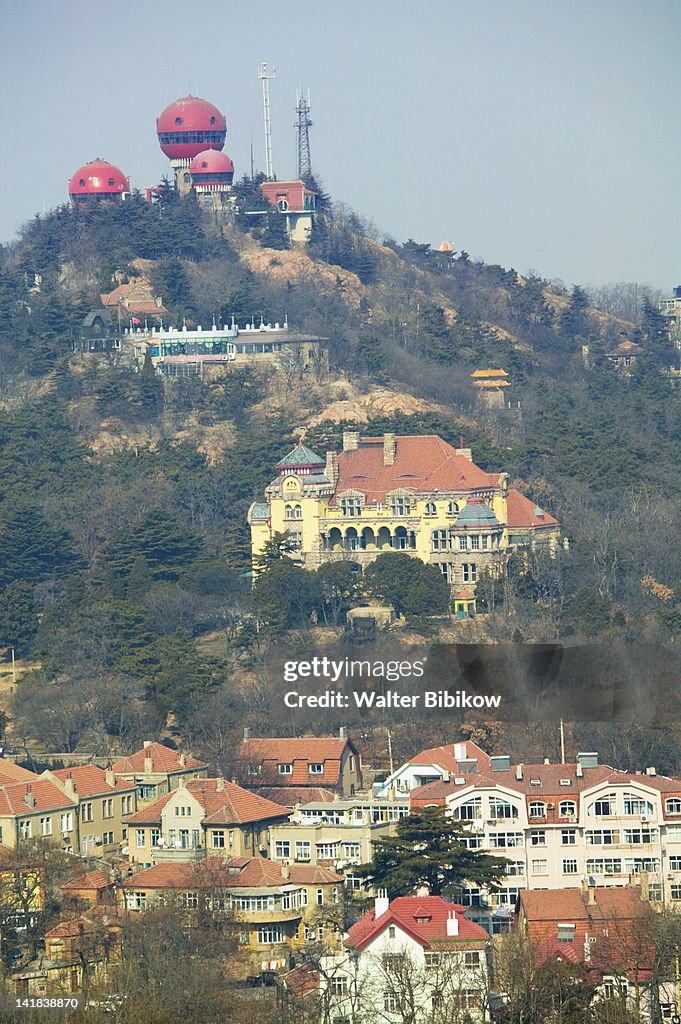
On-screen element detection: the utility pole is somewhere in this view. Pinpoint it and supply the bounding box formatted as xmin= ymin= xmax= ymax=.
xmin=295 ymin=87 xmax=312 ymax=180
xmin=258 ymin=62 xmax=276 ymax=180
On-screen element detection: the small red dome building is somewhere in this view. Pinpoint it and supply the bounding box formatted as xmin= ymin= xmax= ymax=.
xmin=68 ymin=159 xmax=129 ymax=203
xmin=189 ymin=150 xmax=235 ymax=191
xmin=156 ymin=96 xmax=227 ymax=170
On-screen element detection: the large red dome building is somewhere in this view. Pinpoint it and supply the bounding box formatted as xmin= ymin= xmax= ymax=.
xmin=156 ymin=95 xmax=227 ymax=170
xmin=68 ymin=159 xmax=129 ymax=203
xmin=189 ymin=150 xmax=235 ymax=189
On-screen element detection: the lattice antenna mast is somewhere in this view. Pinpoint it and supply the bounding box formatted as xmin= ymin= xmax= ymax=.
xmin=295 ymin=87 xmax=313 ymax=180
xmin=258 ymin=62 xmax=276 ymax=180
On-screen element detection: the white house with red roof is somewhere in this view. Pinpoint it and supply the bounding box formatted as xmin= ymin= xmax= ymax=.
xmin=248 ymin=432 xmax=561 ymax=599
xmin=375 ymin=740 xmax=492 ymax=799
xmin=321 ymin=894 xmax=490 ymax=1022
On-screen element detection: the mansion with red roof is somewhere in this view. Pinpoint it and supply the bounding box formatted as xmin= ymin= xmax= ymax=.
xmin=248 ymin=432 xmax=561 ymax=602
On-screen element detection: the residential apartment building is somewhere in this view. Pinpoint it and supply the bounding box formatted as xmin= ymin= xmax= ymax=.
xmin=269 ymin=795 xmax=409 ymax=889
xmin=120 ymin=856 xmax=344 ymax=968
xmin=123 ymin=777 xmax=290 ymax=866
xmin=320 ymin=894 xmax=490 ymax=1023
xmin=248 ymin=434 xmax=560 ymax=594
xmin=112 ymin=741 xmax=207 ymax=803
xmin=0 ymin=777 xmax=79 ymax=851
xmin=235 ymin=730 xmax=362 ymax=802
xmin=50 ymin=766 xmax=137 ymax=856
xmin=409 ymin=749 xmax=681 ymax=910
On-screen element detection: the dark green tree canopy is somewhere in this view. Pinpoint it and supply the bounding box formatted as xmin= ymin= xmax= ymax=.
xmin=357 ymin=805 xmax=507 ymax=898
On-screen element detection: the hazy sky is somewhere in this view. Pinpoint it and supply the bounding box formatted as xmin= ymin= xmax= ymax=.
xmin=1 ymin=0 xmax=679 ymax=288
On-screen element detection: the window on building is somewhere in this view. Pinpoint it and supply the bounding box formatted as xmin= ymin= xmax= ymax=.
xmin=40 ymin=817 xmax=52 ymax=836
xmin=138 ymin=784 xmax=156 ymax=800
xmin=530 ymin=830 xmax=546 ymax=846
xmin=623 ymin=828 xmax=657 ymax=845
xmin=586 ymin=829 xmax=620 ymax=845
xmin=456 ymin=797 xmax=482 ymax=820
xmin=212 ymin=831 xmax=226 ymax=849
xmin=462 ymin=563 xmax=477 ymax=582
xmin=563 ymin=859 xmax=579 ymax=874
xmin=431 ymin=529 xmax=449 ymax=551
xmin=135 ymin=829 xmax=145 ymax=848
xmin=489 ymin=798 xmax=517 ymax=819
xmin=666 ymin=799 xmax=681 ymax=815
xmin=425 ymin=502 xmax=437 ymax=516
xmin=316 ymin=889 xmax=324 ymax=906
xmin=131 ymin=892 xmax=146 ymax=909
xmin=257 ymin=925 xmax=284 ymax=944
xmin=82 ymin=803 xmax=93 ymax=823
xmin=505 ymin=861 xmax=525 ymax=876
xmin=464 ymin=951 xmax=481 ymax=967
xmin=388 ymin=925 xmax=396 ymax=939
xmin=295 ymin=841 xmax=311 ymax=861
xmin=102 ymin=831 xmax=114 ymax=845
xmin=447 ymin=501 xmax=459 ymax=516
xmin=150 ymin=828 xmax=160 ymax=847
xmin=275 ymin=841 xmax=291 ymax=859
xmin=471 ymin=535 xmax=480 ymax=550
xmin=342 ymin=842 xmax=361 ymax=861
xmin=557 ymin=923 xmax=576 ymax=942
xmin=488 ymin=832 xmax=523 ymax=848
xmin=383 ymin=992 xmax=398 ymax=1012
xmin=309 ymin=763 xmax=324 ymax=774
xmin=562 ymin=829 xmax=577 ymax=845
xmin=60 ymin=812 xmax=73 ymax=833
xmin=121 ymin=795 xmax=133 ymax=815
xmin=278 ymin=763 xmax=293 ymax=775
xmin=586 ymin=858 xmax=623 ymax=875
xmin=247 ymin=763 xmax=262 ymax=776
xmin=592 ymin=795 xmax=617 ymax=817
xmin=559 ymin=801 xmax=577 ymax=817
xmin=529 ymin=801 xmax=546 ymax=818
xmin=623 ymin=793 xmax=653 ymax=816
xmin=102 ymin=799 xmax=113 ymax=819
xmin=389 ymin=496 xmax=412 ymax=516
xmin=458 ymin=535 xmax=468 ymax=550
xmin=18 ymin=820 xmax=31 ymax=840
xmin=532 ymin=859 xmax=548 ymax=874
xmin=340 ymin=497 xmax=362 ymax=517
xmin=330 ymin=977 xmax=348 ymax=996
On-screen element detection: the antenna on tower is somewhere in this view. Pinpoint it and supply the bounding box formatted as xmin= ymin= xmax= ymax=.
xmin=295 ymin=87 xmax=313 ymax=180
xmin=258 ymin=62 xmax=276 ymax=180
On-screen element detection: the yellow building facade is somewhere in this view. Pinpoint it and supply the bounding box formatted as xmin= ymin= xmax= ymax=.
xmin=248 ymin=432 xmax=560 ymax=592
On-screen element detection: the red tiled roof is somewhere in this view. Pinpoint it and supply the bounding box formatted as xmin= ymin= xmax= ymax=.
xmin=506 ymin=489 xmax=559 ymax=529
xmin=62 ymin=870 xmax=113 ymax=893
xmin=403 ymin=739 xmax=492 ymax=775
xmin=0 ymin=779 xmax=77 ymax=816
xmin=51 ymin=765 xmax=134 ymax=796
xmin=331 ymin=436 xmax=500 ymax=505
xmin=122 ymin=856 xmax=342 ymax=891
xmin=411 ymin=760 xmax=681 ymax=813
xmin=112 ymin=742 xmax=206 ymax=775
xmin=236 ymin=738 xmax=355 ymax=788
xmin=250 ymin=786 xmax=338 ymax=807
xmin=0 ymin=761 xmax=39 ymax=785
xmin=346 ymin=896 xmax=488 ymax=951
xmin=123 ymin=778 xmax=290 ymax=826
xmin=284 ymin=964 xmax=320 ymax=997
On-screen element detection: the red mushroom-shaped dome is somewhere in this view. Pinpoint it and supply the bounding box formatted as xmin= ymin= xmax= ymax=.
xmin=68 ymin=159 xmax=129 ymax=202
xmin=188 ymin=149 xmax=235 ymax=190
xmin=156 ymin=96 xmax=227 ymax=163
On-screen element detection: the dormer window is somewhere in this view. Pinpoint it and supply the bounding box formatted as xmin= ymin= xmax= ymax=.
xmin=309 ymin=763 xmax=324 ymax=775
xmin=339 ymin=495 xmax=363 ymax=517
xmin=415 ymin=915 xmax=431 ymax=924
xmin=278 ymin=763 xmax=293 ymax=775
xmin=247 ymin=763 xmax=262 ymax=776
xmin=388 ymin=494 xmax=412 ymax=516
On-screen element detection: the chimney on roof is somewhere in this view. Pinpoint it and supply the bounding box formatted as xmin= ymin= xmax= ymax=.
xmin=339 ymin=726 xmax=347 ymax=740
xmin=342 ymin=431 xmax=360 ymax=451
xmin=499 ymin=472 xmax=509 ymax=497
xmin=446 ymin=908 xmax=459 ymax=937
xmin=375 ymin=889 xmax=389 ymax=918
xmin=383 ymin=433 xmax=396 ymax=466
xmin=544 ymin=758 xmax=550 ymax=765
xmin=216 ymin=777 xmax=225 ymax=792
xmin=144 ymin=755 xmax=153 ymax=774
xmin=515 ymin=764 xmax=524 ymax=781
xmin=24 ymin=785 xmax=35 ymax=809
xmin=178 ymin=777 xmax=186 ymax=788
xmin=587 ymin=884 xmax=597 ymax=906
xmin=105 ymin=768 xmax=115 ymax=788
xmin=64 ymin=776 xmax=76 ymax=797
xmin=281 ymin=862 xmax=290 ymax=879
xmin=178 ymin=753 xmax=186 ymax=768
xmin=325 ymin=451 xmax=339 ymax=485
xmin=143 ymin=740 xmax=152 ymax=749
xmin=646 ymin=766 xmax=657 ymax=776
xmin=244 ymin=727 xmax=252 ymax=742
xmin=576 ymin=763 xmax=584 ymax=778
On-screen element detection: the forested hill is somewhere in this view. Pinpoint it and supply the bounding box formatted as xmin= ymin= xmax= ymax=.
xmin=1 ymin=185 xmax=680 ymax=768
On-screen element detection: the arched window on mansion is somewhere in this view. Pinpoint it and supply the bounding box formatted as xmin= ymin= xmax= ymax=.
xmin=559 ymin=800 xmax=577 ymax=818
xmin=285 ymin=503 xmax=302 ymax=520
xmin=447 ymin=501 xmax=459 ymax=517
xmin=425 ymin=501 xmax=437 ymax=516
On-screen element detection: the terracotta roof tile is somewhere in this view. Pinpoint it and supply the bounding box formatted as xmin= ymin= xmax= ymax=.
xmin=331 ymin=436 xmax=500 ymax=505
xmin=123 ymin=778 xmax=290 ymax=826
xmin=346 ymin=896 xmax=488 ymax=951
xmin=0 ymin=779 xmax=77 ymax=816
xmin=0 ymin=761 xmax=39 ymax=785
xmin=506 ymin=489 xmax=559 ymax=528
xmin=62 ymin=870 xmax=114 ymax=893
xmin=112 ymin=742 xmax=206 ymax=775
xmin=122 ymin=856 xmax=342 ymax=891
xmin=51 ymin=765 xmax=134 ymax=796
xmin=235 ymin=738 xmax=355 ymax=788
